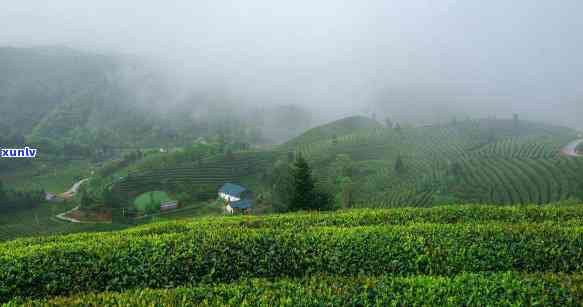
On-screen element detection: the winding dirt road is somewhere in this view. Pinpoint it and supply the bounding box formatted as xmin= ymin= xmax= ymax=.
xmin=60 ymin=178 xmax=89 ymax=199
xmin=55 ymin=178 xmax=89 ymax=223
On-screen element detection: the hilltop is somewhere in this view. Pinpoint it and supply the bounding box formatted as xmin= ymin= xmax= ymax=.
xmin=282 ymin=115 xmax=382 ymax=147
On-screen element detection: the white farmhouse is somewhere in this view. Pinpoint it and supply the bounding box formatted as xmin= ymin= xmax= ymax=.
xmin=218 ymin=183 xmax=253 ymax=214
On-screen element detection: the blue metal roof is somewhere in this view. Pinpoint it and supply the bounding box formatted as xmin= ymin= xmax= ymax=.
xmin=230 ymin=199 xmax=252 ymax=209
xmin=219 ymin=183 xmax=247 ymax=197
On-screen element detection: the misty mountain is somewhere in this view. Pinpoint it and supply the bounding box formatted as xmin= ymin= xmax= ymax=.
xmin=0 ymin=47 xmax=117 ymax=134
xmin=0 ymin=47 xmax=315 ymax=151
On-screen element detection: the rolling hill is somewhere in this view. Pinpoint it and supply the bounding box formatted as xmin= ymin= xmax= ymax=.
xmin=2 ymin=115 xmax=583 ymax=305
xmin=112 ymin=115 xmax=583 ymax=210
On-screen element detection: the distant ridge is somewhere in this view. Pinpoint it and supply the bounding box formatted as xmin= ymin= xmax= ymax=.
xmin=283 ymin=115 xmax=381 ymax=147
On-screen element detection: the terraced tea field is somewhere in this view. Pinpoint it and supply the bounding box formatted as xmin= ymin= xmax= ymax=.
xmin=117 ymin=151 xmax=277 ymax=194
xmin=281 ymin=118 xmax=583 ymax=208
xmin=108 ymin=117 xmax=582 ymax=211
xmin=3 ymin=204 xmax=583 ymax=305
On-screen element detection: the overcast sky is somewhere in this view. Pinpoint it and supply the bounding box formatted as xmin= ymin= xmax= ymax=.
xmin=1 ymin=0 xmax=582 ymax=128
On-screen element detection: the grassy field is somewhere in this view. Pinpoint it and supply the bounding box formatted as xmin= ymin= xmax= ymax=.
xmin=135 ymin=200 xmax=223 ymax=222
xmin=0 ymin=202 xmax=127 ymax=242
xmin=133 ymin=191 xmax=174 ymax=212
xmin=0 ymin=199 xmax=223 ymax=243
xmin=2 ymin=204 xmax=583 ymax=305
xmin=2 ymin=160 xmax=92 ymax=193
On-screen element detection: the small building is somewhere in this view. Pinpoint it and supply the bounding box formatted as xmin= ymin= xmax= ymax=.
xmin=225 ymin=199 xmax=252 ymax=215
xmin=160 ymin=200 xmax=179 ymax=212
xmin=195 ymin=137 xmax=208 ymax=145
xmin=218 ymin=183 xmax=252 ymax=215
xmin=45 ymin=192 xmax=64 ymax=203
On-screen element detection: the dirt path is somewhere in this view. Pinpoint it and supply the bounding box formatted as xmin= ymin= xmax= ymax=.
xmin=56 ymin=206 xmax=82 ymax=223
xmin=60 ymin=178 xmax=89 ymax=199
xmin=55 ymin=178 xmax=88 ymax=223
xmin=561 ymin=139 xmax=583 ymax=157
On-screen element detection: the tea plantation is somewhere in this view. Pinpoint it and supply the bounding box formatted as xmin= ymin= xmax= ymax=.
xmin=2 ymin=204 xmax=583 ymax=305
xmin=283 ymin=117 xmax=583 ymax=208
xmin=108 ymin=117 xmax=583 ymax=211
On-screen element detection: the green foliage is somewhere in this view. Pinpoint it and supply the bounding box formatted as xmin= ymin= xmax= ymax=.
xmin=116 ymin=151 xmax=276 ymax=195
xmin=3 ymin=204 xmax=583 ymax=302
xmin=101 ymin=187 xmax=117 ymax=208
xmin=335 ymin=176 xmax=354 ymax=209
xmin=394 ymin=154 xmax=405 ymax=174
xmin=0 ymin=180 xmax=5 ymax=201
xmin=330 ymin=154 xmax=353 ymax=178
xmin=284 ymin=116 xmax=581 ymax=208
xmin=0 ymin=201 xmax=127 ymax=242
xmin=289 ymin=156 xmax=316 ymax=211
xmin=77 ymin=186 xmax=93 ymax=209
xmin=288 ymin=156 xmax=333 ymax=211
xmin=271 ymin=160 xmax=294 ymax=213
xmin=133 ymin=191 xmax=173 ymax=213
xmin=12 ymin=273 xmax=583 ymax=306
xmin=0 ymin=186 xmax=44 ymax=214
xmin=283 ymin=116 xmax=382 ymax=148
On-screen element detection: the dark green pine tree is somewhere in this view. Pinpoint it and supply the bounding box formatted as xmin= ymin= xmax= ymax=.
xmin=79 ymin=186 xmax=92 ymax=209
xmin=102 ymin=186 xmax=126 ymax=209
xmin=513 ymin=113 xmax=521 ymax=134
xmin=394 ymin=154 xmax=405 ymax=174
xmin=0 ymin=180 xmax=5 ymax=201
xmin=394 ymin=122 xmax=402 ymax=134
xmin=290 ymin=155 xmax=317 ymax=211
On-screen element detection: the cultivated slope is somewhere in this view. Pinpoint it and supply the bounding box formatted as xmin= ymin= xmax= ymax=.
xmin=283 ymin=117 xmax=583 ymax=207
xmin=112 ymin=117 xmax=583 ymax=209
xmin=2 ymin=205 xmax=583 ymax=305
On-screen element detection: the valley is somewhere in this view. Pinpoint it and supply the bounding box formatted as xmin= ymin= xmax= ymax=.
xmin=1 ymin=4 xmax=583 ymax=301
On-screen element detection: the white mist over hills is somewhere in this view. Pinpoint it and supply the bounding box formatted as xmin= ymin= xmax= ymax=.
xmin=1 ymin=0 xmax=582 ymax=129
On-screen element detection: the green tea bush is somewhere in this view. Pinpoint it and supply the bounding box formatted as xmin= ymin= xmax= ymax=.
xmin=3 ymin=205 xmax=583 ymax=249
xmin=2 ymin=221 xmax=583 ymax=302
xmin=9 ymin=273 xmax=583 ymax=307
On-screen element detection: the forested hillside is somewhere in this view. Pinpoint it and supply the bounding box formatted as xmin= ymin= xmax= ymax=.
xmin=0 ymin=46 xmax=318 ymax=182
xmin=0 ymin=47 xmax=117 ymax=135
xmin=0 ymin=47 xmax=166 ymax=159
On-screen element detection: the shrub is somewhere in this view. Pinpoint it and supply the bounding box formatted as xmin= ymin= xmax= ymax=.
xmin=2 ymin=220 xmax=583 ymax=302
xmin=11 ymin=273 xmax=583 ymax=306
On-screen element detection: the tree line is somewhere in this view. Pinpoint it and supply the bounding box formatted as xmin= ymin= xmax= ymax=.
xmin=0 ymin=180 xmax=44 ymax=214
xmin=272 ymin=155 xmax=334 ymax=212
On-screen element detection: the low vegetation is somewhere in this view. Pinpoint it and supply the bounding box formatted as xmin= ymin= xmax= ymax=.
xmin=12 ymin=273 xmax=583 ymax=306
xmin=2 ymin=204 xmax=583 ymax=305
xmin=133 ymin=191 xmax=174 ymax=213
xmin=0 ymin=180 xmax=44 ymax=215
